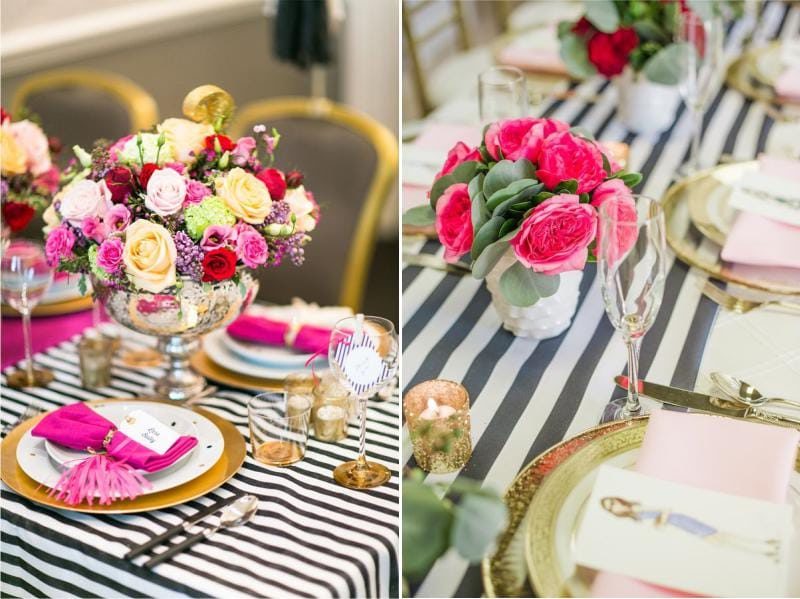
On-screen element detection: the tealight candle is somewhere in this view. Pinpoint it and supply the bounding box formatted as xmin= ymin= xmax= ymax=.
xmin=286 ymin=394 xmax=312 ymax=421
xmin=315 ymin=404 xmax=348 ymax=442
xmin=404 ymin=379 xmax=471 ymax=473
xmin=311 ymin=373 xmax=352 ymax=442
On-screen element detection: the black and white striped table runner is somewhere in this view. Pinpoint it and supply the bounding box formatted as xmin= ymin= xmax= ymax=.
xmin=1 ymin=335 xmax=399 ymax=598
xmin=403 ymin=3 xmax=799 ymax=596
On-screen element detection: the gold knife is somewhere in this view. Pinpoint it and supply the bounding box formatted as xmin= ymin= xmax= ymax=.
xmin=613 ymin=376 xmax=800 ymax=429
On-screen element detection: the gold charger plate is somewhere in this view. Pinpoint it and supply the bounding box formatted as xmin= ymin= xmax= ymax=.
xmin=482 ymin=418 xmax=638 ymax=597
xmin=0 ymin=398 xmax=246 ymax=514
xmin=1 ymin=295 xmax=93 ymax=317
xmin=523 ymin=419 xmax=800 ymax=598
xmin=663 ymin=161 xmax=800 ymax=296
xmin=726 ymin=43 xmax=800 ymax=109
xmin=190 ymin=349 xmax=284 ymax=392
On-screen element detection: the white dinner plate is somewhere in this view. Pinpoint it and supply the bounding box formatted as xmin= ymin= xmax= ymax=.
xmin=17 ymin=401 xmax=224 ymax=497
xmin=41 ymin=275 xmax=91 ymax=304
xmin=221 ymin=334 xmax=317 ymax=368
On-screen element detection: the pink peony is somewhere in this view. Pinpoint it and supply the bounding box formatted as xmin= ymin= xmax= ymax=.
xmin=8 ymin=120 xmax=52 ymax=175
xmin=200 ymin=225 xmax=236 ymax=251
xmin=185 ymin=179 xmax=212 ymax=205
xmin=535 ymin=132 xmax=606 ymax=194
xmin=104 ymin=203 xmax=131 ymax=232
xmin=45 ymin=225 xmax=75 ymax=266
xmin=96 ymin=238 xmax=124 ymax=273
xmin=81 ymin=216 xmax=107 ymax=243
xmin=435 ymin=142 xmax=481 ymax=179
xmin=435 ymin=183 xmax=473 ymax=263
xmin=231 ymin=136 xmax=257 ymax=166
xmin=484 ymin=118 xmax=569 ymax=163
xmin=510 ymin=194 xmax=597 ymax=275
xmin=235 ymin=223 xmax=268 ymax=268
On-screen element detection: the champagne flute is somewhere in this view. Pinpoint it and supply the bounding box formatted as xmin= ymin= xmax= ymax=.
xmin=329 ymin=314 xmax=398 ymax=489
xmin=1 ymin=240 xmax=55 ymax=387
xmin=478 ymin=66 xmax=529 ymax=124
xmin=675 ymin=12 xmax=724 ymax=176
xmin=598 ymin=196 xmax=667 ymax=423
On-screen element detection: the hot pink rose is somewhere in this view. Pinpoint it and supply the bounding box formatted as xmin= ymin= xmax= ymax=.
xmin=8 ymin=119 xmax=52 ymax=175
xmin=81 ymin=216 xmax=107 ymax=243
xmin=200 ymin=225 xmax=236 ymax=251
xmin=96 ymin=238 xmax=124 ymax=274
xmin=435 ymin=142 xmax=481 ymax=179
xmin=232 ymin=136 xmax=257 ymax=166
xmin=234 ymin=223 xmax=268 ymax=268
xmin=185 ymin=179 xmax=212 ymax=205
xmin=45 ymin=225 xmax=75 ymax=266
xmin=104 ymin=203 xmax=131 ymax=232
xmin=165 ymin=162 xmax=186 ymax=174
xmin=435 ymin=183 xmax=472 ymax=263
xmin=510 ymin=194 xmax=597 ymax=275
xmin=535 ymin=132 xmax=606 ymax=194
xmin=484 ymin=118 xmax=569 ymax=163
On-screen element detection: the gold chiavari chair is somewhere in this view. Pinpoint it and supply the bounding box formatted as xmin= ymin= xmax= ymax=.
xmin=229 ymin=97 xmax=398 ymax=313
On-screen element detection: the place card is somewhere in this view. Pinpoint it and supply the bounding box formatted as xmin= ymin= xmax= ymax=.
xmin=574 ymin=465 xmax=793 ymax=597
xmin=118 ymin=410 xmax=180 ymax=455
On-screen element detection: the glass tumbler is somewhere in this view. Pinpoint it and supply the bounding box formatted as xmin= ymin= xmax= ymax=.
xmin=78 ymin=337 xmax=114 ymax=389
xmin=248 ymin=392 xmax=310 ymax=466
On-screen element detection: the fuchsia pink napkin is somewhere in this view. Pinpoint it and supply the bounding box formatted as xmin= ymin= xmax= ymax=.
xmin=227 ymin=314 xmax=332 ymax=354
xmin=591 ymin=410 xmax=799 ymax=597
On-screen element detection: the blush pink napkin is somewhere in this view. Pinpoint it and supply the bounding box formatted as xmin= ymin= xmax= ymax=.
xmin=775 ymin=66 xmax=800 ymax=101
xmin=591 ymin=410 xmax=799 ymax=597
xmin=720 ymin=155 xmax=800 ymax=269
xmin=31 ymin=402 xmax=198 ymax=473
xmin=226 ymin=314 xmax=332 ymax=354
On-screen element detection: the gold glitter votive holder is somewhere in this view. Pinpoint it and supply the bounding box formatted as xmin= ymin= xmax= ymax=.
xmin=404 ymin=379 xmax=472 ymax=473
xmin=78 ymin=337 xmax=114 ymax=389
xmin=248 ymin=392 xmax=310 ymax=466
xmin=311 ymin=373 xmax=353 ymax=442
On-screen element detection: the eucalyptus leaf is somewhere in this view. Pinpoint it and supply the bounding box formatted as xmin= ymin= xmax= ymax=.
xmin=471 ymin=227 xmax=520 ymax=279
xmin=585 ymin=0 xmax=619 ymax=33
xmin=498 ymin=219 xmax=518 ymax=238
xmin=468 ymin=173 xmax=484 ymax=200
xmin=485 ymin=179 xmax=538 ymax=212
xmin=601 ymin=151 xmax=612 ymax=176
xmin=483 ymin=159 xmax=535 ymax=199
xmin=471 ymin=191 xmax=489 ymax=233
xmin=403 ymin=205 xmax=436 ymax=226
xmin=554 ymin=179 xmax=578 ymax=195
xmin=402 ymin=480 xmax=452 ymax=580
xmin=429 ymin=161 xmax=481 ymax=209
xmin=451 ymin=494 xmax=509 ymax=562
xmin=559 ymin=32 xmax=596 ymax=79
xmin=488 ymin=181 xmax=541 ymax=217
xmin=620 ymin=172 xmax=643 ymax=188
xmin=499 ymin=262 xmax=560 ymax=307
xmin=471 ymin=216 xmax=505 ymax=260
xmin=643 ymin=42 xmax=692 ymax=85
xmin=634 ymin=19 xmax=670 ymax=44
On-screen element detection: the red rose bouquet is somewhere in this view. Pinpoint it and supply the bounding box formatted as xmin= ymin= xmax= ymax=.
xmin=0 ymin=108 xmax=61 ymax=235
xmin=403 ymin=118 xmax=642 ymax=308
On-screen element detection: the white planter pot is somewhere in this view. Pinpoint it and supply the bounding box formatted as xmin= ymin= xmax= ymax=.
xmin=615 ymin=68 xmax=681 ymax=135
xmin=484 ymin=251 xmax=583 ymax=340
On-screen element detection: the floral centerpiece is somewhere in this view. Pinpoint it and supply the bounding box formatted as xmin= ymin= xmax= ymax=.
xmin=403 ymin=117 xmax=641 ymax=339
xmin=1 ymin=107 xmax=60 ymax=237
xmin=43 ymin=85 xmax=320 ymax=400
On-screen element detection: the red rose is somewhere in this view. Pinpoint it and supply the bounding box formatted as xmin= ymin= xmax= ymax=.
xmin=286 ymin=170 xmax=304 ymax=188
xmin=255 ymin=168 xmax=287 ymax=200
xmin=201 ymin=247 xmax=237 ymax=282
xmin=587 ymin=27 xmax=639 ymax=77
xmin=139 ymin=163 xmax=158 ymax=188
xmin=0 ymin=107 xmax=10 ymax=124
xmin=572 ymin=17 xmax=595 ymax=36
xmin=104 ymin=166 xmax=135 ymax=203
xmin=2 ymin=201 xmax=35 ymax=232
xmin=204 ymin=134 xmax=235 ymax=153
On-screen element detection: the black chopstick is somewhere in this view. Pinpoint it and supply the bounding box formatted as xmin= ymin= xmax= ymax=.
xmin=125 ymin=495 xmax=238 ymax=559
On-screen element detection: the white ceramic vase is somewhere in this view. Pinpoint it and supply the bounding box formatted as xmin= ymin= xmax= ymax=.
xmin=615 ymin=67 xmax=682 ymax=136
xmin=484 ymin=251 xmax=583 ymax=340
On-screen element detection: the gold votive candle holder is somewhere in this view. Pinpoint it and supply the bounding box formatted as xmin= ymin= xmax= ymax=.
xmin=78 ymin=337 xmax=114 ymax=389
xmin=248 ymin=392 xmax=310 ymax=466
xmin=283 ymin=371 xmax=315 ymax=395
xmin=404 ymin=379 xmax=472 ymax=473
xmin=311 ymin=373 xmax=352 ymax=442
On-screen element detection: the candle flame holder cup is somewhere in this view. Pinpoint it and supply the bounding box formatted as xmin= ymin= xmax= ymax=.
xmin=404 ymin=379 xmax=472 ymax=473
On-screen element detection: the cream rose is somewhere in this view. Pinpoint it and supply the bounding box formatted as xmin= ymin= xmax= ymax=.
xmin=215 ymin=167 xmax=272 ymax=224
xmin=284 ymin=186 xmax=317 ymax=232
xmin=42 ymin=203 xmax=60 ymax=235
xmin=9 ymin=120 xmax=51 ymax=175
xmin=0 ymin=127 xmax=26 ymax=175
xmin=158 ymin=118 xmax=214 ymax=163
xmin=123 ymin=220 xmax=177 ymax=293
xmin=145 ymin=168 xmax=186 ymax=216
xmin=58 ymin=179 xmax=111 ymax=225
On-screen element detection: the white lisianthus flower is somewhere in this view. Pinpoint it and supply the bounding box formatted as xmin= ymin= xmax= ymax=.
xmin=118 ymin=133 xmax=173 ymax=166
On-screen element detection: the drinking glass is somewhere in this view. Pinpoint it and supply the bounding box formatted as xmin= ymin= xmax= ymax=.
xmin=598 ymin=196 xmax=667 ymax=423
xmin=329 ymin=315 xmax=398 ymax=489
xmin=248 ymin=392 xmax=310 ymax=466
xmin=675 ymin=12 xmax=724 ymax=176
xmin=78 ymin=336 xmax=114 ymax=389
xmin=478 ymin=66 xmax=528 ymax=123
xmin=0 ymin=240 xmax=54 ymax=387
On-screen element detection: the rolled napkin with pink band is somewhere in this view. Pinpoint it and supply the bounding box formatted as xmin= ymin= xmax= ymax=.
xmin=31 ymin=402 xmax=197 ymax=505
xmin=226 ymin=313 xmax=333 ymax=354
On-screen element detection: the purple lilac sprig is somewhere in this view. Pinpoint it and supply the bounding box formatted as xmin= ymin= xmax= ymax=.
xmin=174 ymin=231 xmax=204 ymax=280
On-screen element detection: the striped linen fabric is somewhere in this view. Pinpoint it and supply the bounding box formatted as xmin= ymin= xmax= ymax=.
xmin=1 ymin=336 xmax=399 ymax=598
xmin=403 ymin=2 xmax=800 ymax=597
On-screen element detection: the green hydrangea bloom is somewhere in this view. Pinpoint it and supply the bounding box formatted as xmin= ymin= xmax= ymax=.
xmin=184 ymin=196 xmax=236 ymax=240
xmin=117 ymin=133 xmax=174 ymax=166
xmin=87 ymin=245 xmax=110 ymax=281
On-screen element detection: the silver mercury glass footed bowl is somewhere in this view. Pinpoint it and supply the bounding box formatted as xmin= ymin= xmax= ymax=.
xmin=94 ymin=271 xmax=258 ymax=401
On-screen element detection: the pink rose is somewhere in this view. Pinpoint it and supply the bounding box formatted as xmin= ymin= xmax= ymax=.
xmin=104 ymin=203 xmax=131 ymax=232
xmin=185 ymin=179 xmax=212 ymax=205
xmin=96 ymin=238 xmax=124 ymax=273
xmin=435 ymin=142 xmax=481 ymax=179
xmin=200 ymin=225 xmax=236 ymax=251
xmin=81 ymin=216 xmax=107 ymax=242
xmin=590 ymin=178 xmax=634 ymax=209
xmin=235 ymin=223 xmax=268 ymax=268
xmin=32 ymin=166 xmax=60 ymax=195
xmin=8 ymin=119 xmax=52 ymax=175
xmin=594 ymin=191 xmax=638 ymax=264
xmin=510 ymin=194 xmax=597 ymax=275
xmin=145 ymin=168 xmax=186 ymax=216
xmin=484 ymin=118 xmax=569 ymax=163
xmin=535 ymin=132 xmax=606 ymax=194
xmin=232 ymin=136 xmax=257 ymax=166
xmin=45 ymin=225 xmax=75 ymax=266
xmin=435 ymin=183 xmax=473 ymax=263
xmin=165 ymin=162 xmax=186 ymax=174
xmin=108 ymin=135 xmax=133 ymax=159
xmin=58 ymin=179 xmax=111 ymax=225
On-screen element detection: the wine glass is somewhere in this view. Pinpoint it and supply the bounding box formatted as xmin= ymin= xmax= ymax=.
xmin=329 ymin=315 xmax=398 ymax=489
xmin=478 ymin=66 xmax=529 ymax=124
xmin=1 ymin=240 xmax=55 ymax=387
xmin=597 ymin=196 xmax=667 ymax=423
xmin=675 ymin=12 xmax=724 ymax=176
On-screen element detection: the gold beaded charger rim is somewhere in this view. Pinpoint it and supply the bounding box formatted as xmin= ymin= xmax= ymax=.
xmin=725 ymin=42 xmax=800 ymax=107
xmin=190 ymin=349 xmax=285 ymax=392
xmin=481 ymin=417 xmax=640 ymax=598
xmin=0 ymin=398 xmax=246 ymax=514
xmin=1 ymin=295 xmax=93 ymax=318
xmin=182 ymin=85 xmax=236 ymax=126
xmin=663 ymin=161 xmax=800 ymax=296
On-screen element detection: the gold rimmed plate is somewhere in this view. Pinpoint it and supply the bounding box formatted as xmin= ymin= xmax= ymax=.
xmin=726 ymin=42 xmax=800 ymax=108
xmin=1 ymin=295 xmax=94 ymax=318
xmin=190 ymin=349 xmax=284 ymax=392
xmin=0 ymin=398 xmax=246 ymax=514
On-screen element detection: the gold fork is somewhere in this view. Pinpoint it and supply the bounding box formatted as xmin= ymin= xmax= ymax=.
xmin=702 ymin=282 xmax=800 ymax=314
